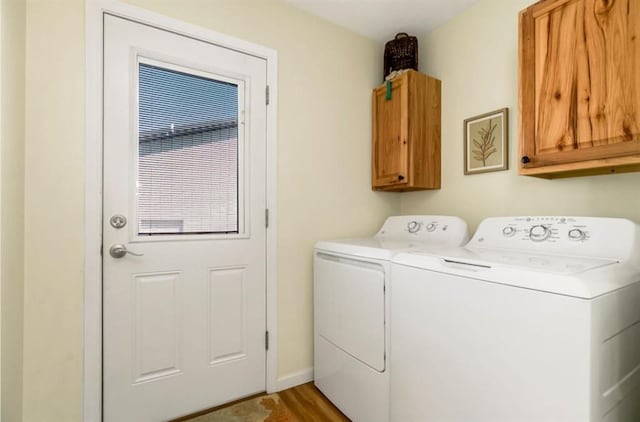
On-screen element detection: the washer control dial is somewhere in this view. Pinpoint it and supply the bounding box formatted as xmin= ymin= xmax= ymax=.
xmin=425 ymin=223 xmax=437 ymax=232
xmin=502 ymin=226 xmax=516 ymax=237
xmin=529 ymin=225 xmax=551 ymax=242
xmin=407 ymin=221 xmax=421 ymax=234
xmin=568 ymin=228 xmax=585 ymax=241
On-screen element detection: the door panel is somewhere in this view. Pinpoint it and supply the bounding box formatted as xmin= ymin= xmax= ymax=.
xmin=103 ymin=15 xmax=267 ymax=422
xmin=133 ymin=271 xmax=183 ymax=384
xmin=208 ymin=266 xmax=248 ymax=364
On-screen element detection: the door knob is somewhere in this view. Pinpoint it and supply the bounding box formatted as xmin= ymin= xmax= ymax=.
xmin=109 ymin=244 xmax=144 ymax=258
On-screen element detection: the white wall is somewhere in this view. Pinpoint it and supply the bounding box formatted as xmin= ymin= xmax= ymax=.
xmin=1 ymin=0 xmax=25 ymax=420
xmin=20 ymin=0 xmax=397 ymax=419
xmin=401 ymin=0 xmax=640 ymax=229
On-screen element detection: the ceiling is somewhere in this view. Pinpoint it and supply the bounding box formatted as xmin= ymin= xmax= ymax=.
xmin=285 ymin=0 xmax=481 ymax=43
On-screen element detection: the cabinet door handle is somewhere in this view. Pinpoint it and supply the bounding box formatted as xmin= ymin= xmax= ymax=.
xmin=521 ymin=156 xmax=531 ymax=164
xmin=398 ymin=175 xmax=405 ymax=181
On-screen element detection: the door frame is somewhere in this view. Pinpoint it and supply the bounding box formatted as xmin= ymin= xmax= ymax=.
xmin=84 ymin=1 xmax=278 ymax=420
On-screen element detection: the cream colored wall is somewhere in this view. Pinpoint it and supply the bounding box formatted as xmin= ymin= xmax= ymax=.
xmin=22 ymin=0 xmax=85 ymax=420
xmin=401 ymin=0 xmax=640 ymax=230
xmin=20 ymin=0 xmax=396 ymax=419
xmin=1 ymin=0 xmax=25 ymax=421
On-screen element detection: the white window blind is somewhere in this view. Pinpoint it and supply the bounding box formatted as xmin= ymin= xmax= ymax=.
xmin=137 ymin=62 xmax=239 ymax=235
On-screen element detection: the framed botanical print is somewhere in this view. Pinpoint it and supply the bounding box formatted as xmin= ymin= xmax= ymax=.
xmin=464 ymin=108 xmax=508 ymax=175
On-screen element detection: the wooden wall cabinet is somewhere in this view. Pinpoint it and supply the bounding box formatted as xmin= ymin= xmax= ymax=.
xmin=372 ymin=70 xmax=441 ymax=191
xmin=519 ymin=0 xmax=640 ymax=178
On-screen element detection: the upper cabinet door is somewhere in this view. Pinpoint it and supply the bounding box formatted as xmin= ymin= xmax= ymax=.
xmin=519 ymin=0 xmax=640 ymax=178
xmin=372 ymin=70 xmax=441 ymax=191
xmin=372 ymin=74 xmax=409 ymax=188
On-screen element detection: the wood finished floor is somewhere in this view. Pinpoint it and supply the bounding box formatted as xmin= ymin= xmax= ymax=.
xmin=172 ymin=382 xmax=350 ymax=421
xmin=278 ymin=382 xmax=350 ymax=421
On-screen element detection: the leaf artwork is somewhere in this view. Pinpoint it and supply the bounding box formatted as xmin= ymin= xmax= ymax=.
xmin=472 ymin=119 xmax=498 ymax=166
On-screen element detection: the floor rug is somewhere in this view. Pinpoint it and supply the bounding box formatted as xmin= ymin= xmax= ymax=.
xmin=183 ymin=393 xmax=299 ymax=422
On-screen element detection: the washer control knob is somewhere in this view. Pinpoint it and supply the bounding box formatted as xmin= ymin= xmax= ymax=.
xmin=502 ymin=226 xmax=516 ymax=237
xmin=425 ymin=223 xmax=437 ymax=232
xmin=407 ymin=221 xmax=421 ymax=234
xmin=568 ymin=228 xmax=585 ymax=241
xmin=529 ymin=225 xmax=551 ymax=242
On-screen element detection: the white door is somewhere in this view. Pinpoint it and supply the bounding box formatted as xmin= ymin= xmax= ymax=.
xmin=103 ymin=15 xmax=267 ymax=422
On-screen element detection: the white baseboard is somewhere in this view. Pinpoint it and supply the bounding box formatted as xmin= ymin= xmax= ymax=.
xmin=273 ymin=367 xmax=314 ymax=392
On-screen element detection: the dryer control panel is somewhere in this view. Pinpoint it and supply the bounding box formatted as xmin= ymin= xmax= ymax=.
xmin=467 ymin=216 xmax=639 ymax=261
xmin=376 ymin=215 xmax=469 ymax=246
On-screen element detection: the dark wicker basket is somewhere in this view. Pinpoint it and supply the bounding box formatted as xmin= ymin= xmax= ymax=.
xmin=383 ymin=32 xmax=418 ymax=80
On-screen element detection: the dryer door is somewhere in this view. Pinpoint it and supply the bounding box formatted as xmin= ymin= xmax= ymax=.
xmin=314 ymin=252 xmax=386 ymax=371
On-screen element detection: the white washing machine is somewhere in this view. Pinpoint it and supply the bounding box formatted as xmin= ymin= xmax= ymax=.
xmin=314 ymin=215 xmax=469 ymax=422
xmin=391 ymin=216 xmax=640 ymax=422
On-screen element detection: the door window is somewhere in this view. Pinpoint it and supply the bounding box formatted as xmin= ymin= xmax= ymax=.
xmin=137 ymin=60 xmax=243 ymax=235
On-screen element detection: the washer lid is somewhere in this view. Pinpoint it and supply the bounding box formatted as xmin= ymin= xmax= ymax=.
xmin=443 ymin=247 xmax=617 ymax=275
xmin=393 ymin=248 xmax=633 ymax=299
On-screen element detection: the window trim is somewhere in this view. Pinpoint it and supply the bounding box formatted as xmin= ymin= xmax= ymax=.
xmin=134 ymin=56 xmax=247 ymax=240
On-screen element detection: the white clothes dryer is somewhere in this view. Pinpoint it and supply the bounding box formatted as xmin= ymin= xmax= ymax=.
xmin=314 ymin=215 xmax=469 ymax=422
xmin=391 ymin=216 xmax=640 ymax=422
